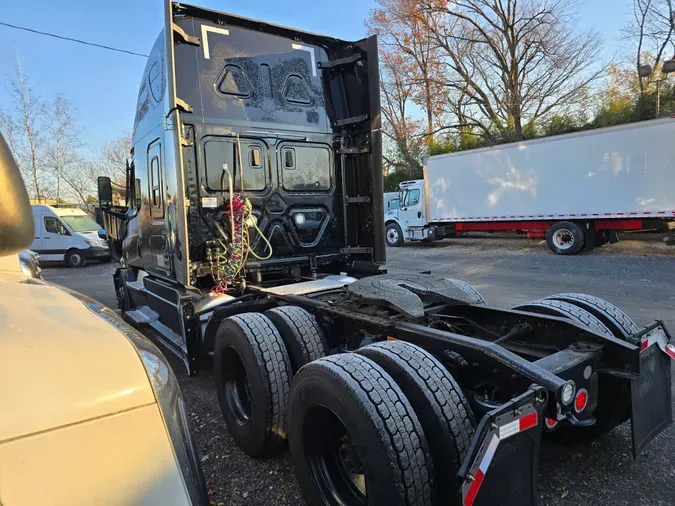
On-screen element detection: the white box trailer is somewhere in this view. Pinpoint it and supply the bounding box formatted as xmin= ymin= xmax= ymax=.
xmin=384 ymin=118 xmax=675 ymax=254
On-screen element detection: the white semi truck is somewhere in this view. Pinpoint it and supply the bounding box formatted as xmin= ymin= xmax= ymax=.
xmin=385 ymin=118 xmax=675 ymax=254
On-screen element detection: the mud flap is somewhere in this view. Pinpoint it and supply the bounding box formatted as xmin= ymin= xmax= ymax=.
xmin=458 ymin=387 xmax=547 ymax=506
xmin=630 ymin=323 xmax=673 ymax=457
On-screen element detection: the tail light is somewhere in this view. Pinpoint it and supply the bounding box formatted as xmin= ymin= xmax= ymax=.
xmin=574 ymin=388 xmax=588 ymax=413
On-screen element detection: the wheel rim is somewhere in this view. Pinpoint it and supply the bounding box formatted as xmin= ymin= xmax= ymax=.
xmin=386 ymin=228 xmax=399 ymax=244
xmin=70 ymin=253 xmax=83 ymax=266
xmin=304 ymin=405 xmax=367 ymax=506
xmin=222 ymin=348 xmax=252 ymax=426
xmin=552 ymin=229 xmax=574 ymax=250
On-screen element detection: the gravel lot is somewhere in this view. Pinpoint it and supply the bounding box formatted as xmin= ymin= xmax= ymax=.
xmin=42 ymin=235 xmax=675 ymax=506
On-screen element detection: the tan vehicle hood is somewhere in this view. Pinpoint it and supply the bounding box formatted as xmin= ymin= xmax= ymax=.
xmin=0 ymin=277 xmax=156 ymax=442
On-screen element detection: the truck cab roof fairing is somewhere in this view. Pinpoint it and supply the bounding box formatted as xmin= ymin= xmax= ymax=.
xmin=133 ymin=31 xmax=166 ymax=145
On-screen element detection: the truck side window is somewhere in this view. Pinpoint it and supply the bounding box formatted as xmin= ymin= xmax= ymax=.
xmin=404 ymin=189 xmax=420 ymax=207
xmin=45 ymin=217 xmax=67 ymax=235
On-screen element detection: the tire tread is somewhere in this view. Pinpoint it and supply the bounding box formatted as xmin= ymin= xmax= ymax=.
xmin=445 ymin=279 xmax=486 ymax=306
xmin=543 ymin=293 xmax=639 ymax=339
xmin=265 ymin=306 xmax=327 ymax=370
xmin=359 ymin=341 xmax=475 ymax=473
xmin=514 ymin=299 xmax=613 ymax=337
xmin=224 ymin=313 xmax=292 ymax=454
xmin=308 ymin=354 xmax=434 ymax=506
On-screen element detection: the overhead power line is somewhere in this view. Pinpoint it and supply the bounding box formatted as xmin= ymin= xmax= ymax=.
xmin=0 ymin=21 xmax=149 ymax=58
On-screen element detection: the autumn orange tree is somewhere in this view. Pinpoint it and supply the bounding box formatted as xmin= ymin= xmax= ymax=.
xmin=367 ymin=0 xmax=447 ymax=140
xmin=368 ymin=0 xmax=452 ymax=179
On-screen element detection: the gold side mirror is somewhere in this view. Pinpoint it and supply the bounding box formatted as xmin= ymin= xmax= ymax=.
xmin=0 ymin=134 xmax=34 ymax=255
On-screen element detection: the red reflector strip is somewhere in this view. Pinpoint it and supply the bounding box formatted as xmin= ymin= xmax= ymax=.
xmin=640 ymin=339 xmax=649 ymax=352
xmin=665 ymin=343 xmax=675 ymax=360
xmin=500 ymin=412 xmax=539 ymax=439
xmin=464 ymin=411 xmax=539 ymax=505
xmin=519 ymin=412 xmax=538 ymax=431
xmin=463 ymin=470 xmax=485 ymax=506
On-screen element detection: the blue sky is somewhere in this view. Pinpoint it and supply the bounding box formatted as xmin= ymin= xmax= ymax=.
xmin=0 ymin=0 xmax=633 ymax=156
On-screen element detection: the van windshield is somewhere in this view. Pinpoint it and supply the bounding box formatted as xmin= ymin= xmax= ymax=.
xmin=60 ymin=215 xmax=101 ymax=233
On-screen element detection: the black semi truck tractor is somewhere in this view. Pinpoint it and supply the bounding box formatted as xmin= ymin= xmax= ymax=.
xmin=98 ymin=2 xmax=675 ymax=505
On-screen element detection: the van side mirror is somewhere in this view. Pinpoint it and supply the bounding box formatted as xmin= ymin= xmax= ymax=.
xmin=0 ymin=134 xmax=34 ymax=255
xmin=98 ymin=176 xmax=113 ymax=208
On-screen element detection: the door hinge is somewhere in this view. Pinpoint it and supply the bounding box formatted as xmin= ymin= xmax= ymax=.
xmin=175 ymin=97 xmax=193 ymax=113
xmin=317 ymin=53 xmax=362 ymax=70
xmin=172 ymin=23 xmax=200 ymax=46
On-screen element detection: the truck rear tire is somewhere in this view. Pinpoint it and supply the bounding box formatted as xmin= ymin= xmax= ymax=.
xmin=357 ymin=341 xmax=475 ymax=506
xmin=289 ymin=354 xmax=435 ymax=506
xmin=546 ymin=222 xmax=584 ymax=255
xmin=214 ymin=313 xmax=292 ymax=457
xmin=514 ymin=298 xmax=633 ymax=442
xmin=543 ymin=293 xmax=639 ymax=440
xmin=386 ymin=223 xmax=404 ymax=247
xmin=543 ymin=293 xmax=639 ymax=339
xmin=446 ymin=279 xmax=487 ymax=305
xmin=513 ymin=299 xmax=614 ymax=338
xmin=265 ymin=306 xmax=328 ymax=373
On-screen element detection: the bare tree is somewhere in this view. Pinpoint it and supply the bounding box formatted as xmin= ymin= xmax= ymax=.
xmin=47 ymin=95 xmax=80 ymax=203
xmin=418 ymin=0 xmax=605 ymax=141
xmin=627 ymin=0 xmax=675 ymax=92
xmin=98 ymin=131 xmax=132 ymax=182
xmin=2 ymin=58 xmax=50 ymax=201
xmin=60 ymin=160 xmax=100 ymax=213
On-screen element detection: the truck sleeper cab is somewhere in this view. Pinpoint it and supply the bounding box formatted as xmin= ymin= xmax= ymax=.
xmin=98 ymin=3 xmax=675 ymax=506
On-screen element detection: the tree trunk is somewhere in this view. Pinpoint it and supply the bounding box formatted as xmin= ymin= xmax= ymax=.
xmin=425 ymin=78 xmax=433 ymax=144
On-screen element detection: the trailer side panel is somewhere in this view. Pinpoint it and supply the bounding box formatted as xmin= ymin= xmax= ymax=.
xmin=426 ymin=119 xmax=675 ymax=223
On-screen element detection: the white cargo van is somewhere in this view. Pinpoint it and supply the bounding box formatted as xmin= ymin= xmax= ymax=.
xmin=30 ymin=205 xmax=111 ymax=267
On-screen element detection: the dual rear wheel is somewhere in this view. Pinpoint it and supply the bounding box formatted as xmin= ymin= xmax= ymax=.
xmin=214 ymin=307 xmax=476 ymax=506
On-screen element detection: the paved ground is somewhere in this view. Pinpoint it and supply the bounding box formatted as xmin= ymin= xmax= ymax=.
xmin=42 ymin=236 xmax=675 ymax=506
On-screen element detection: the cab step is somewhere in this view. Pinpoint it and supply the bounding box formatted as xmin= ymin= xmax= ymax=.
xmin=125 ymin=306 xmax=159 ymax=325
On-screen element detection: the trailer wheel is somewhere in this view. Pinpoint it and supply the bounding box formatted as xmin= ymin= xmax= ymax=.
xmin=546 ymin=222 xmax=584 ymax=255
xmin=513 ymin=299 xmax=614 ymax=338
xmin=595 ymin=231 xmax=610 ymax=247
xmin=542 ymin=293 xmax=640 ymax=441
xmin=386 ymin=223 xmax=404 ymax=247
xmin=357 ymin=341 xmax=475 ymax=506
xmin=543 ymin=293 xmax=639 ymax=339
xmin=214 ymin=313 xmax=292 ymax=457
xmin=265 ymin=306 xmax=328 ymax=373
xmin=289 ymin=354 xmax=434 ymax=506
xmin=445 ymin=279 xmax=487 ymax=305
